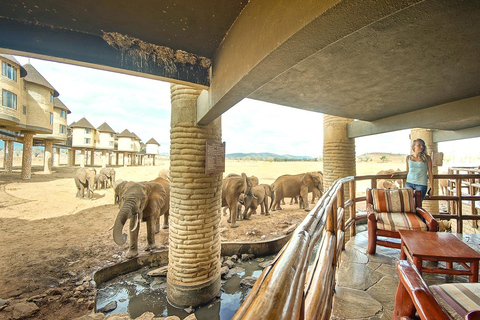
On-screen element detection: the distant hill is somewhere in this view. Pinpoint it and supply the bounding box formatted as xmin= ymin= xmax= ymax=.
xmin=226 ymin=152 xmax=315 ymax=160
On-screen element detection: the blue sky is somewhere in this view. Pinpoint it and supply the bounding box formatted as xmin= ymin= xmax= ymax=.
xmin=8 ymin=56 xmax=480 ymax=162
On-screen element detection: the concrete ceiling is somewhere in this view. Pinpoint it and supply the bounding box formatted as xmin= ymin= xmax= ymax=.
xmin=0 ymin=0 xmax=479 ymax=141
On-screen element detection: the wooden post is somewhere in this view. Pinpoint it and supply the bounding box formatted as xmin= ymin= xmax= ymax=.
xmin=349 ymin=180 xmax=356 ymax=237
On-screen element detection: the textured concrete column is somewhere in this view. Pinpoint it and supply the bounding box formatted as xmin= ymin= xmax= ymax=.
xmin=21 ymin=132 xmax=34 ymax=180
xmin=68 ymin=149 xmax=75 ymax=166
xmin=123 ymin=153 xmax=128 ymax=167
xmin=90 ymin=149 xmax=95 ymax=166
xmin=115 ymin=152 xmax=119 ymax=165
xmin=323 ymin=115 xmax=356 ymax=189
xmin=43 ymin=141 xmax=53 ymax=174
xmin=153 ymin=155 xmax=156 ymax=166
xmin=410 ymin=128 xmax=439 ymax=214
xmin=167 ymin=84 xmax=223 ymax=308
xmin=101 ymin=150 xmax=107 ymax=168
xmin=54 ymin=148 xmax=60 ymax=167
xmin=4 ymin=140 xmax=13 ymax=173
xmin=79 ymin=150 xmax=86 ymax=167
xmin=108 ymin=152 xmax=112 ymax=166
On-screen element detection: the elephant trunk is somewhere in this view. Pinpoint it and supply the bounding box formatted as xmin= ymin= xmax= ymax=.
xmin=269 ymin=191 xmax=275 ymax=210
xmin=113 ymin=201 xmax=135 ymax=245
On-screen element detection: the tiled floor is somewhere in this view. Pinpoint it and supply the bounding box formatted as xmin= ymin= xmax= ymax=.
xmin=331 ymin=228 xmax=480 ymax=319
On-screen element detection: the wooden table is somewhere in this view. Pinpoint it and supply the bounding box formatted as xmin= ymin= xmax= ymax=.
xmin=399 ymin=230 xmax=480 ymax=282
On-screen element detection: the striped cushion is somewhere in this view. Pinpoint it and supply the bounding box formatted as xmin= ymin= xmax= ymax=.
xmin=431 ymin=283 xmax=480 ymax=319
xmin=372 ymin=188 xmax=416 ymax=213
xmin=376 ymin=212 xmax=427 ymax=231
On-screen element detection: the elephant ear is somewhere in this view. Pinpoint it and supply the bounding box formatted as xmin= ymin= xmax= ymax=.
xmin=78 ymin=170 xmax=87 ymax=184
xmin=302 ymin=172 xmax=315 ymax=187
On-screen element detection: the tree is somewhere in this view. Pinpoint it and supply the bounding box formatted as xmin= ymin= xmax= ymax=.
xmin=380 ymin=155 xmax=388 ymax=163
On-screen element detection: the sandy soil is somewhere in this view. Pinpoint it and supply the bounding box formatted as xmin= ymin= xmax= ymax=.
xmin=0 ymin=161 xmax=314 ymax=320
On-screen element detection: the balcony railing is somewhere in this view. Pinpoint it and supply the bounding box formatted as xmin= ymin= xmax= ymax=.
xmin=233 ymin=169 xmax=480 ymax=319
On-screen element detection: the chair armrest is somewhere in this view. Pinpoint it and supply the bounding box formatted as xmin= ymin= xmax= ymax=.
xmin=466 ymin=310 xmax=480 ymax=320
xmin=366 ymin=203 xmax=376 ymax=220
xmin=396 ymin=260 xmax=450 ymax=320
xmin=416 ymin=207 xmax=439 ymax=231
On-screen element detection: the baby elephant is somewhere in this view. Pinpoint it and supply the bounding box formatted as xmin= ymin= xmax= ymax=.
xmin=112 ymin=181 xmax=169 ymax=259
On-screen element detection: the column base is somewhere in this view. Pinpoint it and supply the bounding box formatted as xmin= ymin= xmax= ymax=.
xmin=167 ymin=273 xmax=221 ymax=308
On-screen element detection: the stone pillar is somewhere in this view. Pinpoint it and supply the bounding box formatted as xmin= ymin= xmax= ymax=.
xmin=323 ymin=115 xmax=356 ymax=189
xmin=123 ymin=153 xmax=128 ymax=167
xmin=108 ymin=152 xmax=112 ymax=166
xmin=43 ymin=140 xmax=53 ymax=174
xmin=68 ymin=149 xmax=75 ymax=166
xmin=153 ymin=155 xmax=156 ymax=166
xmin=79 ymin=149 xmax=86 ymax=167
xmin=101 ymin=150 xmax=107 ymax=168
xmin=90 ymin=149 xmax=95 ymax=166
xmin=21 ymin=132 xmax=34 ymax=180
xmin=54 ymin=148 xmax=60 ymax=167
xmin=410 ymin=128 xmax=439 ymax=214
xmin=4 ymin=140 xmax=14 ymax=173
xmin=167 ymin=84 xmax=223 ymax=308
xmin=115 ymin=152 xmax=119 ymax=166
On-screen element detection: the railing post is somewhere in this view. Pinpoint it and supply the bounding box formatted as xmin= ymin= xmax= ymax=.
xmin=349 ymin=180 xmax=356 ymax=237
xmin=456 ymin=177 xmax=463 ymax=234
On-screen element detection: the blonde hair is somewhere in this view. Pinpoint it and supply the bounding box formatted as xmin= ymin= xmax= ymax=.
xmin=411 ymin=138 xmax=428 ymax=162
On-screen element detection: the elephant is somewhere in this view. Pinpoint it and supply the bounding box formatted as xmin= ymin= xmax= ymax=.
xmin=271 ymin=172 xmax=322 ymax=211
xmin=148 ymin=176 xmax=170 ymax=232
xmin=114 ymin=180 xmax=134 ymax=205
xmin=157 ymin=169 xmax=171 ymax=182
xmin=242 ymin=184 xmax=274 ymax=219
xmin=95 ymin=173 xmax=109 ymax=190
xmin=75 ymin=168 xmax=96 ymax=199
xmin=376 ymin=169 xmax=403 ymax=188
xmin=376 ymin=179 xmax=398 ymax=189
xmin=222 ymin=172 xmax=254 ymax=228
xmin=225 ymin=173 xmax=259 ymax=187
xmin=112 ymin=181 xmax=168 ymax=258
xmin=100 ymin=167 xmax=116 ymax=188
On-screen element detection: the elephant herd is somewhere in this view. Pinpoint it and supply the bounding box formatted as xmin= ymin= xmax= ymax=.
xmin=74 ymin=168 xmax=325 ymax=258
xmin=74 ymin=167 xmax=116 ymax=199
xmin=222 ymin=171 xmax=324 ymax=228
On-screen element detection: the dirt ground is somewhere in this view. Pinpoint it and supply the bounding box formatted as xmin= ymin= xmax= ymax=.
xmin=0 ymin=161 xmax=312 ymax=320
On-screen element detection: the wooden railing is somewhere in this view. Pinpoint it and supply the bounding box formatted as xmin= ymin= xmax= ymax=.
xmin=233 ymin=169 xmax=480 ymax=319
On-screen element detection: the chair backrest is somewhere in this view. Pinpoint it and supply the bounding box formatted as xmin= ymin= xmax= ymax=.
xmin=367 ymin=188 xmax=419 ymax=213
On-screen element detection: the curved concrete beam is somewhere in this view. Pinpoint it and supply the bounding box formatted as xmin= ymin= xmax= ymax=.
xmin=347 ymin=95 xmax=480 ymax=139
xmin=197 ymin=0 xmax=424 ymax=124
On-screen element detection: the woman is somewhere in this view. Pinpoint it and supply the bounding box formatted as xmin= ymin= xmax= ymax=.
xmin=405 ymin=138 xmax=433 ymax=200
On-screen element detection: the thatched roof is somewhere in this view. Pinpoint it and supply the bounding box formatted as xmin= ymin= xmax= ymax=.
xmin=53 ymin=97 xmax=71 ymax=113
xmin=117 ymin=129 xmax=134 ymax=138
xmin=70 ymin=117 xmax=95 ymax=129
xmin=146 ymin=138 xmax=160 ymax=145
xmin=97 ymin=122 xmax=116 ymax=133
xmin=23 ymin=63 xmax=59 ymax=97
xmin=0 ymin=54 xmax=27 ymax=77
xmin=130 ymin=132 xmax=141 ymax=141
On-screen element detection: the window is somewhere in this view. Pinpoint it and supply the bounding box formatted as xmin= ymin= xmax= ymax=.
xmin=60 ymin=110 xmax=66 ymax=119
xmin=50 ymin=93 xmax=54 ymax=104
xmin=110 ymin=133 xmax=114 ymax=138
xmin=2 ymin=90 xmax=17 ymax=109
xmin=85 ymin=128 xmax=91 ymax=134
xmin=49 ymin=113 xmax=53 ymax=125
xmin=84 ymin=138 xmax=91 ymax=144
xmin=22 ymin=105 xmax=27 ymax=115
xmin=2 ymin=61 xmax=17 ymax=81
xmin=109 ymin=141 xmax=114 ymax=146
xmin=59 ymin=124 xmax=66 ymax=134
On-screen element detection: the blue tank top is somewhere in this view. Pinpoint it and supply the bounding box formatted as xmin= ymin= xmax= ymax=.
xmin=407 ymin=157 xmax=428 ymax=186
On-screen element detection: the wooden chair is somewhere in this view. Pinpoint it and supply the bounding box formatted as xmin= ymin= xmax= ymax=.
xmin=366 ymin=188 xmax=438 ymax=254
xmin=395 ymin=260 xmax=480 ymax=320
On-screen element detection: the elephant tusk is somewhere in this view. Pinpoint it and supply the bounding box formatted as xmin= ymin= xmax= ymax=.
xmin=108 ymin=223 xmax=115 ymax=231
xmin=130 ymin=214 xmax=139 ymax=232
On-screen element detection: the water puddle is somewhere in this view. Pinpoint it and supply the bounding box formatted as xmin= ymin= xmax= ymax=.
xmin=96 ymin=255 xmax=274 ymax=319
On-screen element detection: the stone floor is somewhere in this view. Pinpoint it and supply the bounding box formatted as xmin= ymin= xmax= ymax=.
xmin=331 ymin=227 xmax=480 ymax=319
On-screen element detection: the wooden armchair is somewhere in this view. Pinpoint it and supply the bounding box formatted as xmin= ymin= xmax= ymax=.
xmin=395 ymin=260 xmax=480 ymax=320
xmin=366 ymin=188 xmax=438 ymax=255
